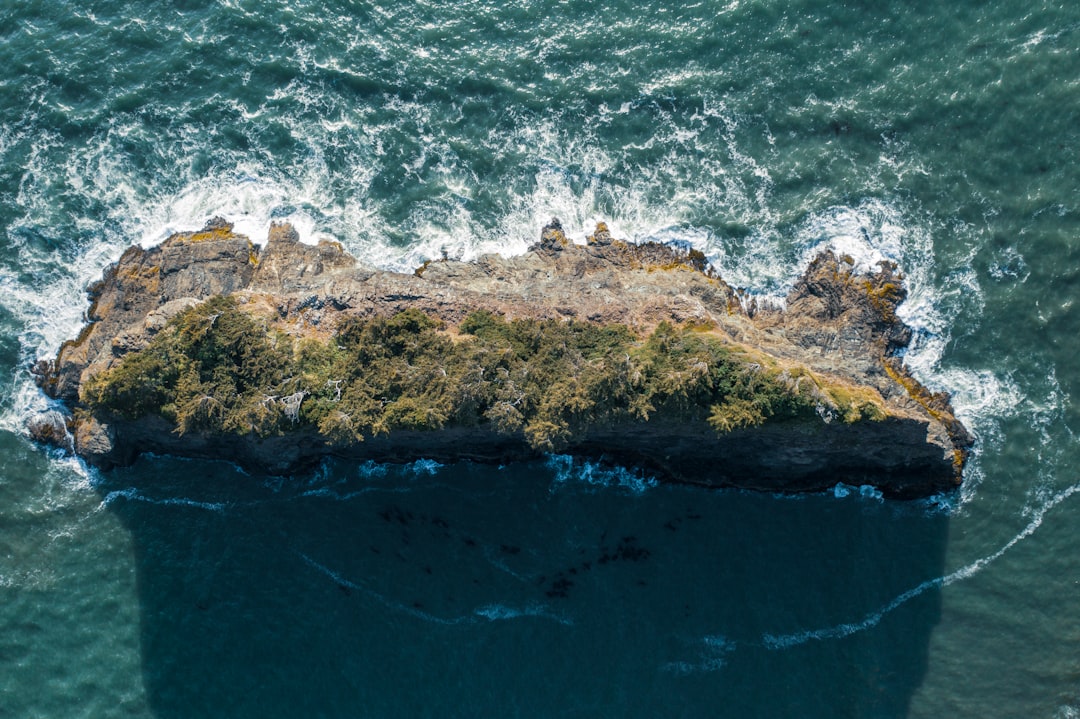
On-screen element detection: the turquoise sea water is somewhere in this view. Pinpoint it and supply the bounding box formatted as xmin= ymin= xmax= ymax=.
xmin=2 ymin=1 xmax=1079 ymax=716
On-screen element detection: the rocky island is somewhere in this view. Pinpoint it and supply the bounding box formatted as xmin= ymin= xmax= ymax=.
xmin=31 ymin=217 xmax=972 ymax=498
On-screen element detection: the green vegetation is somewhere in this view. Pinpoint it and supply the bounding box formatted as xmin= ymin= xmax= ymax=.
xmin=83 ymin=296 xmax=887 ymax=450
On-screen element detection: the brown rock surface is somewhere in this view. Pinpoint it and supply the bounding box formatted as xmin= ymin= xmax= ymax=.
xmin=33 ymin=217 xmax=973 ymax=497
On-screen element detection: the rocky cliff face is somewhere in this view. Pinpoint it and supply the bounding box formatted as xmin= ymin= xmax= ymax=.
xmin=32 ymin=217 xmax=973 ymax=498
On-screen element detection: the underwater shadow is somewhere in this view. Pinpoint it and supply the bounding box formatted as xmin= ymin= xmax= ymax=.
xmin=101 ymin=455 xmax=949 ymax=718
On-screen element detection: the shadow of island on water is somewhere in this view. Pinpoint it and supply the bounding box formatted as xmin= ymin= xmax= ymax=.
xmin=98 ymin=453 xmax=949 ymax=718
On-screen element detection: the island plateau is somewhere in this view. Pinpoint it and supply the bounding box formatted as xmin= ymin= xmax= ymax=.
xmin=31 ymin=218 xmax=972 ymax=498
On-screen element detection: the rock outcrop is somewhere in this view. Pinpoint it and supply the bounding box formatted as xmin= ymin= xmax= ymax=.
xmin=33 ymin=217 xmax=973 ymax=498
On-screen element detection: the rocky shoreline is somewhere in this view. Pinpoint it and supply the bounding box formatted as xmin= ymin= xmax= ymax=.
xmin=31 ymin=218 xmax=973 ymax=498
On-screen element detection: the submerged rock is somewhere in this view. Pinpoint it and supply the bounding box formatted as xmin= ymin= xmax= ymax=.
xmin=33 ymin=218 xmax=972 ymax=498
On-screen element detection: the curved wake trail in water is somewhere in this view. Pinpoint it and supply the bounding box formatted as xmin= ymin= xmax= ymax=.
xmin=100 ymin=488 xmax=231 ymax=514
xmin=760 ymin=480 xmax=1080 ymax=650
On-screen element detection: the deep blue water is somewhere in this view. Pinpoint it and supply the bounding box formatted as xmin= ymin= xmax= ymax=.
xmin=2 ymin=1 xmax=1080 ymax=716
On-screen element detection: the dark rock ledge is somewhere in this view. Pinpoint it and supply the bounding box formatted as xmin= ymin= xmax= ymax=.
xmin=29 ymin=217 xmax=973 ymax=499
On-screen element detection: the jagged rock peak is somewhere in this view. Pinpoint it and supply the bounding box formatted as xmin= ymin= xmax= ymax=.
xmin=537 ymin=217 xmax=569 ymax=250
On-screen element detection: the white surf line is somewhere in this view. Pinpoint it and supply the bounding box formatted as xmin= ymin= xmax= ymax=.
xmin=297 ymin=484 xmax=417 ymax=501
xmin=761 ymin=482 xmax=1080 ymax=649
xmin=99 ymin=488 xmax=230 ymax=513
xmin=662 ymin=634 xmax=738 ymax=675
xmin=473 ymin=602 xmax=574 ymax=626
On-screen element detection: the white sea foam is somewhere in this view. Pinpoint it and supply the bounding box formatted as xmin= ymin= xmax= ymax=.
xmin=859 ymin=485 xmax=884 ymax=501
xmin=128 ymin=173 xmax=328 ymax=250
xmin=473 ymin=602 xmax=572 ymax=625
xmin=0 ymin=62 xmax=1014 ymax=518
xmin=700 ymin=198 xmax=934 ymax=307
xmin=546 ymin=454 xmax=658 ymax=495
xmin=404 ymin=458 xmax=444 ymax=477
xmin=831 ymin=483 xmax=884 ymax=503
xmin=1055 ymin=703 xmax=1080 ymax=719
xmin=100 ymin=488 xmax=228 ymax=513
xmin=357 ymin=459 xmax=391 ymax=479
xmin=9 ymin=453 xmax=99 ymax=520
xmin=0 ymin=74 xmax=768 ymax=370
xmin=0 ymin=567 xmax=57 ymax=591
xmin=662 ymin=634 xmax=736 ymax=675
xmin=987 ymin=245 xmax=1029 ymax=283
xmin=0 ymin=123 xmax=381 ymax=431
xmin=775 ymin=201 xmax=1030 ymax=510
xmin=392 ymin=99 xmax=766 ymax=271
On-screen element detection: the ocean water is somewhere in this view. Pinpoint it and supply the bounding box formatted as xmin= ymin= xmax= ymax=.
xmin=1 ymin=0 xmax=1079 ymax=716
